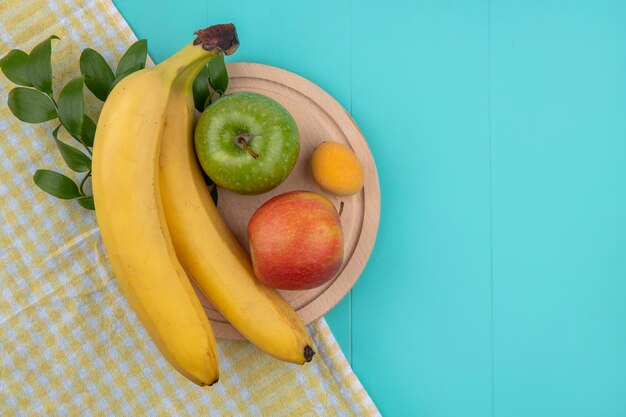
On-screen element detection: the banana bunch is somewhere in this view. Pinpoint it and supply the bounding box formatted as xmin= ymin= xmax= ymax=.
xmin=92 ymin=24 xmax=314 ymax=386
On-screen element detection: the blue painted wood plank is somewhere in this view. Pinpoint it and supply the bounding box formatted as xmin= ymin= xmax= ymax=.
xmin=325 ymin=294 xmax=351 ymax=363
xmin=350 ymin=1 xmax=492 ymax=415
xmin=491 ymin=1 xmax=626 ymax=416
xmin=113 ymin=0 xmax=208 ymax=62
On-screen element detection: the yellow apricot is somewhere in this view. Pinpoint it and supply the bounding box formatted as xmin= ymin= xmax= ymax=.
xmin=311 ymin=141 xmax=364 ymax=196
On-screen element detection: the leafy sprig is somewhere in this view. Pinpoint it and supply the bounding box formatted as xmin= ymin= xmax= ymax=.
xmin=1 ymin=36 xmax=226 ymax=210
xmin=0 ymin=36 xmax=147 ymax=210
xmin=193 ymin=54 xmax=229 ymax=112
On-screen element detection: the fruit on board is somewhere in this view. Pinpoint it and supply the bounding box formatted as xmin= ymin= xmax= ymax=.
xmin=159 ymin=62 xmax=314 ymax=364
xmin=194 ymin=92 xmax=300 ymax=194
xmin=248 ymin=191 xmax=344 ymax=290
xmin=91 ymin=24 xmax=240 ymax=386
xmin=311 ymin=141 xmax=364 ymax=196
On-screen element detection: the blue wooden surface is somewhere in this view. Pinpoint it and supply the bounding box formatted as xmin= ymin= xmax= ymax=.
xmin=491 ymin=2 xmax=626 ymax=416
xmin=113 ymin=1 xmax=626 ymax=415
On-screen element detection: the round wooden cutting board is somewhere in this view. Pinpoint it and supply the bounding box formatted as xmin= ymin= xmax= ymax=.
xmin=195 ymin=62 xmax=380 ymax=339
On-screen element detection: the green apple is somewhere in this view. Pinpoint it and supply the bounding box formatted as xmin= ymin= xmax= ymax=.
xmin=194 ymin=92 xmax=300 ymax=194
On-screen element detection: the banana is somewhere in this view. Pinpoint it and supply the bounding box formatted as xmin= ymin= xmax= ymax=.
xmin=92 ymin=24 xmax=239 ymax=385
xmin=159 ymin=56 xmax=315 ymax=364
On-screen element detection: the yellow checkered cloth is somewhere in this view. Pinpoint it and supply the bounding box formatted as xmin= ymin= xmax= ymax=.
xmin=0 ymin=1 xmax=379 ymax=415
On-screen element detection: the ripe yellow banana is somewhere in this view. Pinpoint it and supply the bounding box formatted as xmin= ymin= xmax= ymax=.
xmin=159 ymin=58 xmax=315 ymax=364
xmin=92 ymin=24 xmax=239 ymax=385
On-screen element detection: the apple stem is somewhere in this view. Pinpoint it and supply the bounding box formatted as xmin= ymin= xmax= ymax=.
xmin=339 ymin=201 xmax=344 ymax=216
xmin=237 ymin=136 xmax=259 ymax=159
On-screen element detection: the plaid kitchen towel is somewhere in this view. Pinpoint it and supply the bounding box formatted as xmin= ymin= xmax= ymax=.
xmin=0 ymin=1 xmax=380 ymax=415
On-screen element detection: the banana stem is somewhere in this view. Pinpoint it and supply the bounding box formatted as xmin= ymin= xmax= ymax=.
xmin=159 ymin=24 xmax=239 ymax=81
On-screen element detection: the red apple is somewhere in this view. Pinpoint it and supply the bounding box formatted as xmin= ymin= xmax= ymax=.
xmin=247 ymin=191 xmax=344 ymax=290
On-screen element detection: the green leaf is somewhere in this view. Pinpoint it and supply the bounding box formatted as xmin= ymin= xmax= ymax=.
xmin=0 ymin=49 xmax=32 ymax=86
xmin=55 ymin=139 xmax=92 ymax=172
xmin=81 ymin=115 xmax=96 ymax=147
xmin=7 ymin=87 xmax=56 ymax=123
xmin=26 ymin=35 xmax=59 ymax=94
xmin=33 ymin=169 xmax=80 ymax=199
xmin=76 ymin=195 xmax=95 ymax=210
xmin=52 ymin=125 xmax=91 ymax=172
xmin=80 ymin=48 xmax=114 ymax=101
xmin=208 ymin=54 xmax=228 ymax=94
xmin=192 ymin=66 xmax=211 ymax=112
xmin=58 ymin=77 xmax=84 ymax=138
xmin=116 ymin=39 xmax=147 ymax=77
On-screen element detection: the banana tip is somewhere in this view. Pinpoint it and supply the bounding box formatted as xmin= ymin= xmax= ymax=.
xmin=199 ymin=377 xmax=219 ymax=387
xmin=304 ymin=345 xmax=315 ymax=362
